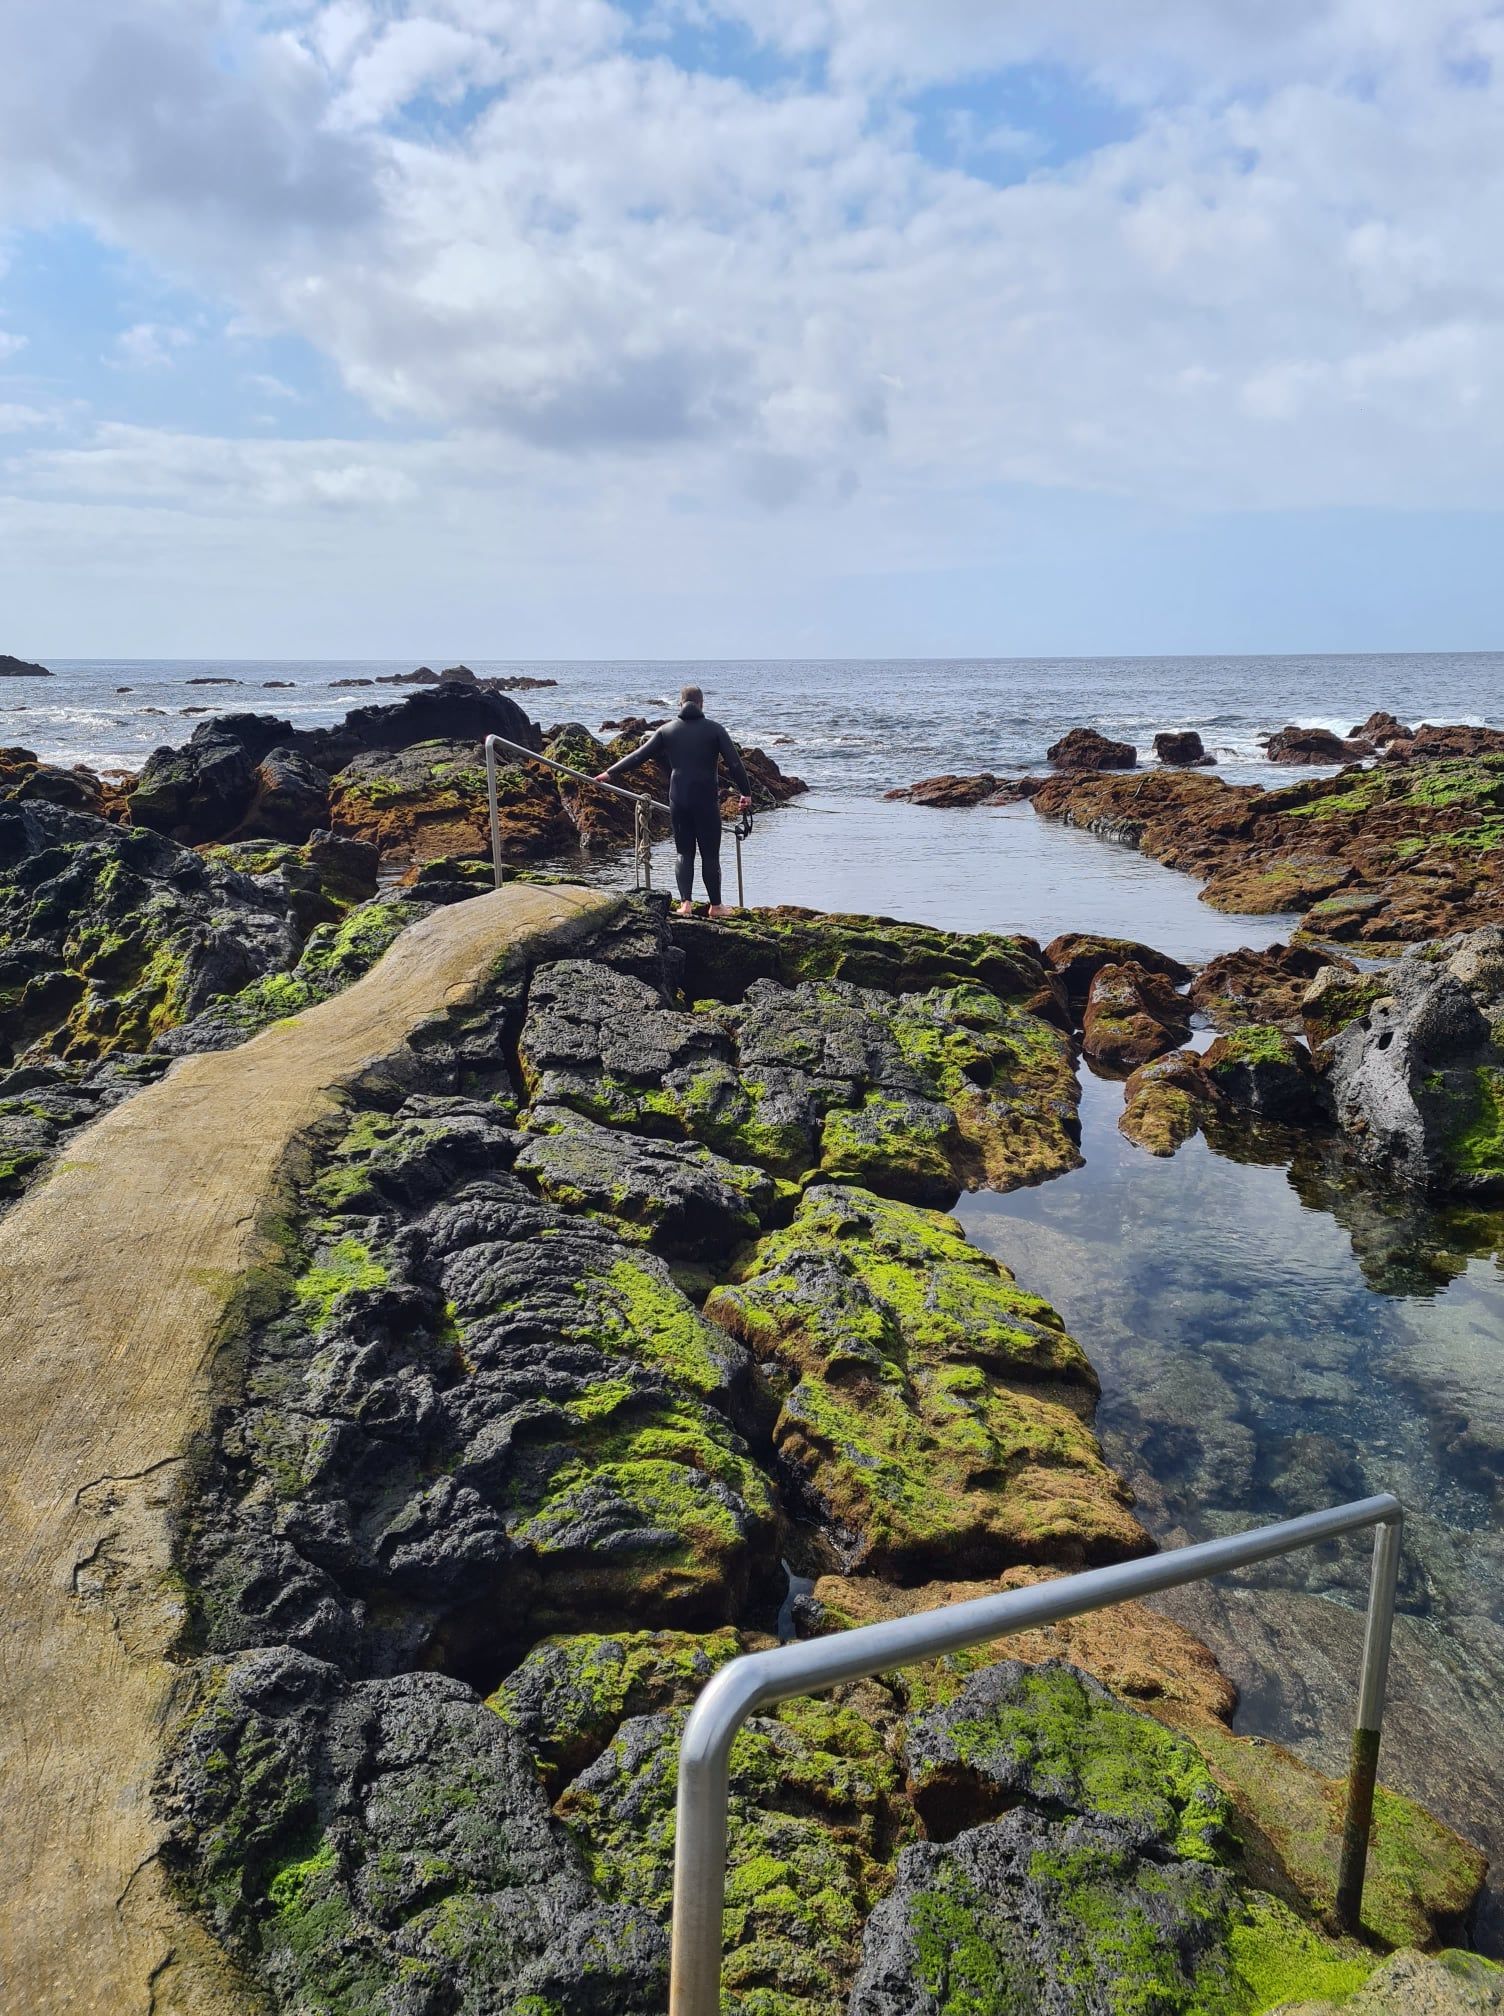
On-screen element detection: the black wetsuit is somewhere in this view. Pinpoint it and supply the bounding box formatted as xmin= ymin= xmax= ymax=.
xmin=604 ymin=703 xmax=751 ymax=903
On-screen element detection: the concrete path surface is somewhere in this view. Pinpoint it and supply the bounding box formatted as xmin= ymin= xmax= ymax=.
xmin=0 ymin=883 xmax=616 ymax=2016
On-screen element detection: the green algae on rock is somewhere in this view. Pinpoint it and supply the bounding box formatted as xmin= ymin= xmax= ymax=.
xmin=556 ymin=1682 xmax=915 ymax=2016
xmin=520 ymin=953 xmax=1081 ymax=1203
xmin=1272 ymin=1947 xmax=1504 ymax=2014
xmin=706 ymin=1184 xmax=1146 ymax=1576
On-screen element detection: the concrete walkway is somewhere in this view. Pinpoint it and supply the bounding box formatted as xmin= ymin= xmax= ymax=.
xmin=0 ymin=884 xmax=616 ymax=2016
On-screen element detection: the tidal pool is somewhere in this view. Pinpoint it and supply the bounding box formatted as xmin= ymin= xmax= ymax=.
xmin=961 ymin=1071 xmax=1504 ymax=1950
xmin=624 ymin=793 xmax=1298 ymax=960
xmin=615 ymin=791 xmax=1503 ymax=1943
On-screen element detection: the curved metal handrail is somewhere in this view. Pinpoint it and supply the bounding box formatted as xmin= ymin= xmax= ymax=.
xmin=669 ymin=1493 xmax=1404 ymax=2015
xmin=483 ymin=732 xmax=750 ymax=900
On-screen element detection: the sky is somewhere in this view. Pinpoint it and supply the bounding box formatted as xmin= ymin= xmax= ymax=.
xmin=2 ymin=0 xmax=1504 ymax=659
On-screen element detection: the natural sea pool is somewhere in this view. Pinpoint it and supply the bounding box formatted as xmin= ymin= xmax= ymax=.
xmin=724 ymin=790 xmax=1504 ymax=1949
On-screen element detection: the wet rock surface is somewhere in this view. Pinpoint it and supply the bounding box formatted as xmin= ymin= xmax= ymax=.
xmin=1047 ymin=726 xmax=1137 ymax=770
xmin=1266 ymin=726 xmax=1376 ymax=765
xmin=1028 ymin=752 xmax=1504 ymax=946
xmin=1081 ymin=960 xmax=1191 ymax=1071
xmin=1156 ymin=730 xmax=1214 ymax=766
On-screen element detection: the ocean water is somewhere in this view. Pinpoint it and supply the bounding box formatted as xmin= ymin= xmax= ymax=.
xmin=9 ymin=649 xmax=1504 ymax=1939
xmin=7 ymin=650 xmax=1504 ymax=789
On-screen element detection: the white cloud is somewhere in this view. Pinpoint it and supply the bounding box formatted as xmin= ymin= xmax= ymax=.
xmin=0 ymin=402 xmax=51 ymax=430
xmin=1 ymin=0 xmax=1504 ymax=557
xmin=111 ymin=320 xmax=193 ymax=368
xmin=0 ymin=331 xmax=28 ymax=363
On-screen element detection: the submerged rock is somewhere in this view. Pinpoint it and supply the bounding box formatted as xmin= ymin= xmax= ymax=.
xmin=1119 ymin=1048 xmax=1221 ymax=1157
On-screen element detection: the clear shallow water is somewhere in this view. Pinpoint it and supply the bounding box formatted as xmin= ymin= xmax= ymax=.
xmin=8 ymin=650 xmax=1504 ymax=790
xmin=610 ymin=795 xmax=1298 ymax=961
xmin=960 ymin=1074 xmax=1504 ymax=1949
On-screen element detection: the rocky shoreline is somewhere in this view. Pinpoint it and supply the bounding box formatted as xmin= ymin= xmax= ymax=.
xmin=1 ymin=691 xmax=1501 ymax=2014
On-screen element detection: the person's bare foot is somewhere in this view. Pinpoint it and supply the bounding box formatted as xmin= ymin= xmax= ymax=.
xmin=708 ymin=904 xmax=735 ymax=918
xmin=675 ymin=900 xmax=694 ymax=916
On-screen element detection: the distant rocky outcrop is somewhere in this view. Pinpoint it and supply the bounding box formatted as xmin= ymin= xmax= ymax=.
xmin=1047 ymin=726 xmax=1137 ymax=770
xmin=1154 ymin=729 xmax=1213 ymax=766
xmin=884 ymin=772 xmax=1038 ymax=807
xmin=0 ymin=653 xmax=51 ymax=678
xmin=1028 ymin=750 xmax=1504 ymax=945
xmin=1266 ymin=724 xmax=1375 ymax=764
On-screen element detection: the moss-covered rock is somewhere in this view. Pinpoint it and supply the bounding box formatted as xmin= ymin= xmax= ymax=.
xmin=706 ymin=1185 xmax=1145 ymax=1577
xmin=0 ymin=800 xmax=305 ymax=1063
xmin=520 ymin=957 xmax=1080 ymax=1202
xmin=487 ymin=1626 xmax=744 ymax=1793
xmin=1204 ymin=1026 xmax=1325 ymax=1125
xmin=160 ymin=1647 xmax=668 ymax=2016
xmin=1081 ymin=960 xmax=1191 ymax=1072
xmin=557 ymin=1682 xmax=915 ymax=2016
xmin=1119 ymin=1049 xmax=1221 ymax=1157
xmin=1273 ymin=1948 xmax=1504 ymax=2013
xmin=902 ymin=1661 xmax=1231 ymax=1859
xmin=673 ymin=907 xmax=1065 ymax=1023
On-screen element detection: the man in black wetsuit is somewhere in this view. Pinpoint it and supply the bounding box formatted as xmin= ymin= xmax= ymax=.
xmin=595 ymin=684 xmax=752 ymax=916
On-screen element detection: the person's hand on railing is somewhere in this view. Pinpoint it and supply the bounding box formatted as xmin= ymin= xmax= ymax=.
xmin=593 ymin=772 xmax=610 ymax=784
xmin=738 ymin=794 xmax=752 ymax=811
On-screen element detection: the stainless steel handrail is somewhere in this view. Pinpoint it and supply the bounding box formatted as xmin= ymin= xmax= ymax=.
xmin=669 ymin=1493 xmax=1404 ymax=2015
xmin=483 ymin=731 xmax=748 ymax=900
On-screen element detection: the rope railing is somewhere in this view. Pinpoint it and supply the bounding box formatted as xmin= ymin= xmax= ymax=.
xmin=483 ymin=732 xmax=750 ymax=902
xmin=668 ymin=1493 xmax=1404 ymax=2016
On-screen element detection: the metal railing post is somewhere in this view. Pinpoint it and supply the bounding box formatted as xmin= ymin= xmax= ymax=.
xmin=735 ymin=826 xmax=745 ymax=908
xmin=484 ymin=735 xmax=504 ymax=890
xmin=667 ymin=1494 xmax=1402 ymax=2016
xmin=1335 ymin=1511 xmax=1403 ymax=1933
xmin=479 ymin=731 xmax=749 ymax=904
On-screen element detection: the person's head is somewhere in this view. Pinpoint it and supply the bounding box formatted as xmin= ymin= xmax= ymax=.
xmin=679 ymin=683 xmax=704 ymax=713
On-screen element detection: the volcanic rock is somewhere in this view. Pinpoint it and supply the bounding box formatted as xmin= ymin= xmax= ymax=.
xmin=0 ymin=653 xmax=50 ymax=678
xmin=1082 ymin=961 xmax=1191 ymax=1071
xmin=0 ymin=800 xmax=304 ymax=1064
xmin=1027 ymin=753 xmax=1504 ymax=944
xmin=1119 ymin=1048 xmax=1221 ymax=1156
xmin=706 ymin=1185 xmax=1144 ymax=1578
xmin=885 ymin=772 xmax=1002 ymax=806
xmin=1190 ymin=941 xmax=1352 ymax=1034
xmin=1265 ymin=724 xmax=1374 ymax=764
xmin=237 ymin=745 xmax=332 ymax=842
xmin=1351 ymin=711 xmax=1412 ymax=744
xmin=1042 ymin=933 xmax=1192 ymax=1024
xmin=1046 ymin=726 xmax=1137 ymax=770
xmin=1325 ymin=938 xmax=1504 ymax=1193
xmin=1154 ymin=730 xmax=1213 ymax=766
xmin=1203 ymin=1025 xmax=1324 ymax=1125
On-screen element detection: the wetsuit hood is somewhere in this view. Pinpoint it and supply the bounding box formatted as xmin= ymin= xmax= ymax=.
xmin=677 ymin=701 xmax=704 ymax=720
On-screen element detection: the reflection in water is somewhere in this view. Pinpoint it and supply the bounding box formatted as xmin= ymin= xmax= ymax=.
xmin=619 ymin=795 xmax=1297 ymax=961
xmin=960 ymin=1071 xmax=1504 ymax=1950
